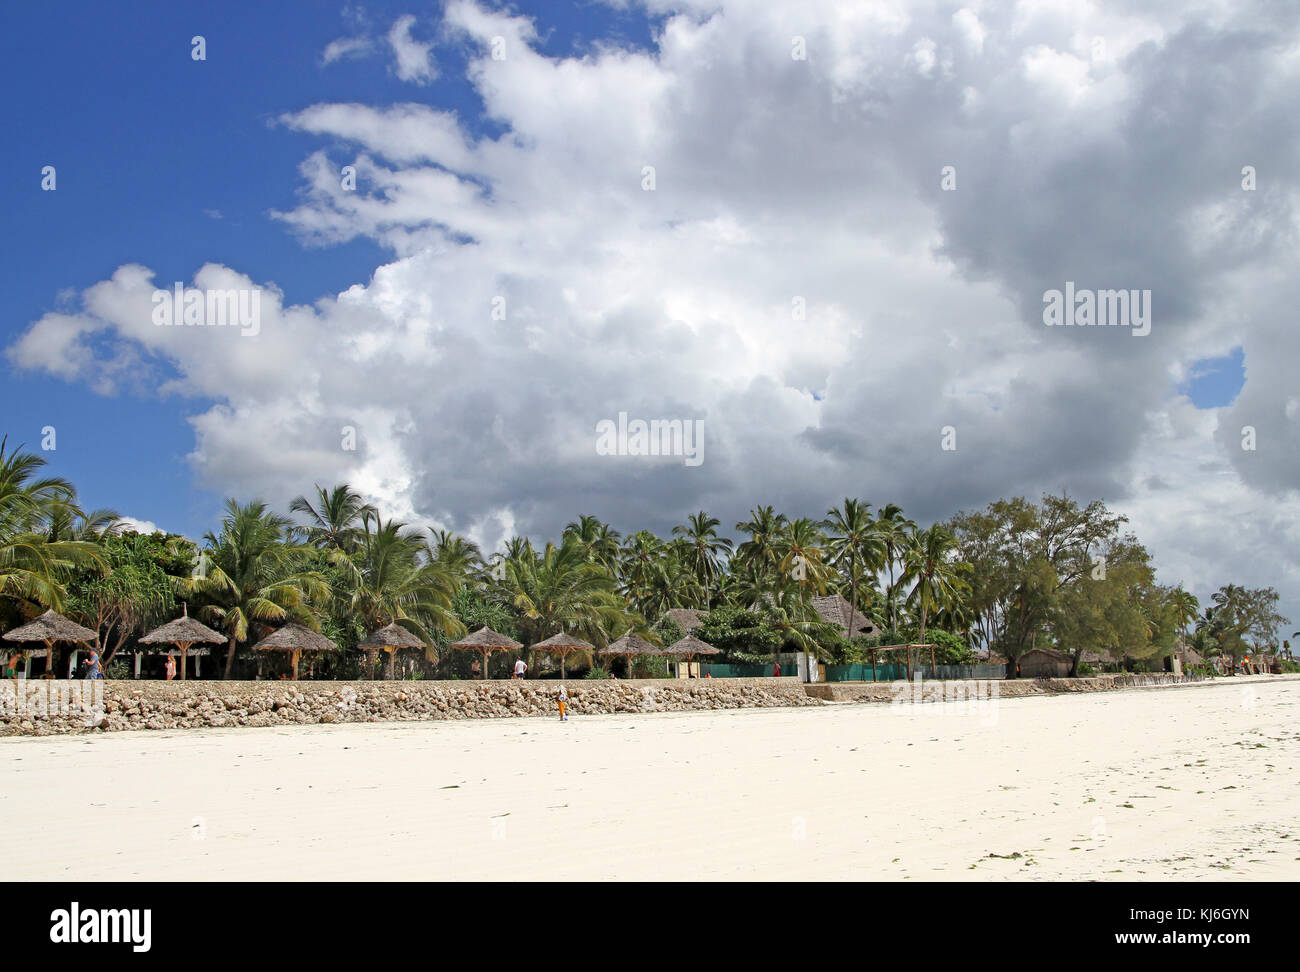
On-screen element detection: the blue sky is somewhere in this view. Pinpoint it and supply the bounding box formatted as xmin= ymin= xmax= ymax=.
xmin=0 ymin=0 xmax=659 ymax=536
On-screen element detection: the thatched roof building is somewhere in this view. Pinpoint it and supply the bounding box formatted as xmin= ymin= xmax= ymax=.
xmin=449 ymin=626 xmax=523 ymax=651
xmin=665 ymin=608 xmax=706 ymax=635
xmin=251 ymin=623 xmax=338 ymax=680
xmin=811 ymin=594 xmax=877 ymax=638
xmin=4 ymin=609 xmax=97 ymax=674
xmin=530 ymin=630 xmax=595 ymax=679
xmin=139 ymin=608 xmax=225 ymax=647
xmin=665 ymin=634 xmax=720 ymax=658
xmin=358 ymin=622 xmax=426 ymax=680
xmin=449 ymin=626 xmax=524 ymax=680
xmin=3 ymin=609 xmax=96 ymax=644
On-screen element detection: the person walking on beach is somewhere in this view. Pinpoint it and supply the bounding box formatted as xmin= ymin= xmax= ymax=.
xmin=86 ymin=649 xmax=103 ymax=680
xmin=513 ymin=656 xmax=526 ymax=680
xmin=164 ymin=655 xmax=176 ymax=681
xmin=558 ymin=683 xmax=568 ymax=722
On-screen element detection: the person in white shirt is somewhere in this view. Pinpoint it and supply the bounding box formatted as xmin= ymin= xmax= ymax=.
xmin=557 ymin=683 xmax=567 ymax=721
xmin=513 ymin=657 xmax=527 ymax=679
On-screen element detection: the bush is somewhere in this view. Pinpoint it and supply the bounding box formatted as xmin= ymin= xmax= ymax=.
xmin=584 ymin=666 xmax=611 ymax=679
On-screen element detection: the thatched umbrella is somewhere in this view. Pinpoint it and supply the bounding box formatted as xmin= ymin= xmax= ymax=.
xmin=530 ymin=630 xmax=595 ymax=681
xmin=599 ymin=632 xmax=662 ymax=679
xmin=138 ymin=604 xmax=225 ymax=681
xmin=358 ymin=622 xmax=426 ymax=680
xmin=665 ymin=634 xmax=720 ymax=677
xmin=3 ymin=609 xmax=97 ymax=676
xmin=251 ymin=623 xmax=337 ymax=681
xmin=448 ymin=626 xmax=523 ymax=680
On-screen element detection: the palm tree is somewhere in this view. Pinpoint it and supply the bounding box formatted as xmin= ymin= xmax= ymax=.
xmin=1170 ymin=587 xmax=1199 ymax=643
xmin=290 ymin=484 xmax=376 ymax=553
xmin=342 ymin=517 xmax=464 ymax=673
xmin=181 ymin=499 xmax=331 ymax=678
xmin=874 ymin=503 xmax=915 ymax=631
xmin=0 ymin=438 xmax=105 ymax=612
xmin=898 ymin=525 xmax=971 ymax=676
xmin=734 ymin=506 xmax=787 ymax=581
xmin=824 ymin=499 xmax=884 ymax=638
xmin=776 ymin=517 xmax=832 ymax=596
xmin=671 ymin=511 xmax=732 ymax=604
xmin=617 ymin=530 xmax=667 ymax=617
xmin=507 ymin=537 xmax=639 ymax=675
xmin=426 ymin=529 xmax=484 ymax=584
xmin=563 ymin=515 xmax=622 ymax=574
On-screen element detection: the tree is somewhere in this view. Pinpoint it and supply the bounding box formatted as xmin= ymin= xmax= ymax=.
xmin=897 ymin=525 xmax=971 ymax=676
xmin=775 ymin=517 xmax=832 ymax=597
xmin=67 ymin=531 xmax=195 ymax=667
xmin=181 ymin=499 xmax=331 ymax=678
xmin=290 ymin=484 xmax=376 ymax=553
xmin=0 ymin=438 xmax=105 ymax=615
xmin=874 ymin=503 xmax=914 ymax=631
xmin=339 ymin=516 xmax=464 ymax=671
xmin=824 ymin=498 xmax=883 ymax=637
xmin=733 ymin=506 xmax=787 ymax=580
xmin=671 ymin=511 xmax=732 ymax=603
xmin=948 ymin=494 xmax=1126 ymax=678
xmin=507 ymin=537 xmax=640 ymax=676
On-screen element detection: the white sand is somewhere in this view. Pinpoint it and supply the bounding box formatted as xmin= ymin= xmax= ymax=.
xmin=3 ymin=676 xmax=1297 ymax=881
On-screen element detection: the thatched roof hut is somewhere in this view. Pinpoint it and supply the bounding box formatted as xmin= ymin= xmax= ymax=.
xmin=251 ymin=623 xmax=338 ymax=681
xmin=665 ymin=634 xmax=720 ymax=659
xmin=449 ymin=626 xmax=523 ymax=680
xmin=138 ymin=605 xmax=225 ymax=681
xmin=530 ymin=630 xmax=595 ymax=680
xmin=811 ymin=594 xmax=877 ymax=638
xmin=665 ymin=608 xmax=706 ymax=635
xmin=357 ymin=622 xmax=426 ymax=680
xmin=4 ymin=609 xmax=97 ymax=674
xmin=599 ymin=632 xmax=662 ymax=678
xmin=4 ymin=609 xmax=96 ymax=644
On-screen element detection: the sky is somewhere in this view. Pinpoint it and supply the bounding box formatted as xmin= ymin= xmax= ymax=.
xmin=2 ymin=0 xmax=1296 ymax=630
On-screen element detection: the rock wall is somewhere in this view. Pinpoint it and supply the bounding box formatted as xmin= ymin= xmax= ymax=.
xmin=0 ymin=677 xmax=816 ymax=736
xmin=803 ymin=671 xmax=1207 ymax=702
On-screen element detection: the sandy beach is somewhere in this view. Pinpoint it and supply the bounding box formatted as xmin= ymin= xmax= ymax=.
xmin=3 ymin=676 xmax=1297 ymax=881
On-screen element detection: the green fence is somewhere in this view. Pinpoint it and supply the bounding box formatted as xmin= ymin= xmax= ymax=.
xmin=699 ymin=663 xmax=778 ymax=678
xmin=698 ymin=662 xmax=1008 ymax=681
xmin=824 ymin=663 xmax=1006 ymax=682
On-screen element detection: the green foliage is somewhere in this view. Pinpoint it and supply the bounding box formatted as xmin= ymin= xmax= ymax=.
xmin=693 ymin=606 xmax=783 ymax=663
xmin=584 ymin=665 xmax=611 ymax=679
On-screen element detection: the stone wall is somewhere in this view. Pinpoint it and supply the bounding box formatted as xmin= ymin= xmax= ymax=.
xmin=0 ymin=677 xmax=816 ymax=736
xmin=803 ymin=671 xmax=1207 ymax=702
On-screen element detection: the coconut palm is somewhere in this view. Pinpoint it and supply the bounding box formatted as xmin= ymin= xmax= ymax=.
xmin=563 ymin=515 xmax=622 ymax=574
xmin=671 ymin=511 xmax=733 ymax=603
xmin=341 ymin=517 xmax=464 ymax=661
xmin=507 ymin=537 xmax=639 ymax=654
xmin=775 ymin=517 xmax=832 ymax=596
xmin=898 ymin=525 xmax=972 ymax=675
xmin=617 ymin=530 xmax=669 ymax=615
xmin=0 ymin=439 xmax=105 ymax=612
xmin=824 ymin=499 xmax=884 ymax=636
xmin=290 ymin=484 xmax=377 ymax=553
xmin=734 ymin=506 xmax=787 ymax=581
xmin=874 ymin=503 xmax=915 ymax=631
xmin=181 ymin=499 xmax=331 ymax=678
xmin=426 ymin=529 xmax=484 ymax=584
